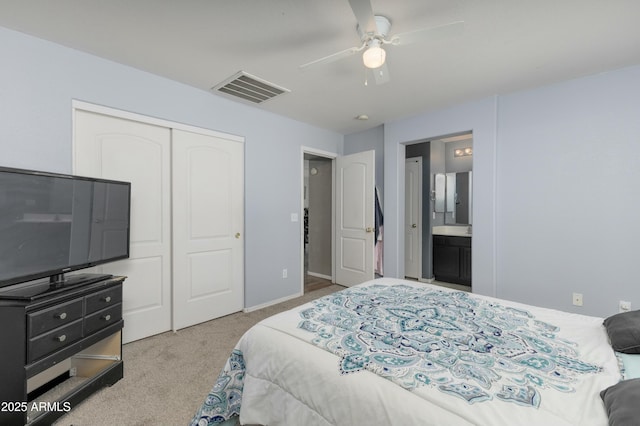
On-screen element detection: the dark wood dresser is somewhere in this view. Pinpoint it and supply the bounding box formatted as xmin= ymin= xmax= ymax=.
xmin=0 ymin=275 xmax=125 ymax=425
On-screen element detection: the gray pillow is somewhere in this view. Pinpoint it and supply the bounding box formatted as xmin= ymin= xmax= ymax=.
xmin=600 ymin=378 xmax=640 ymax=426
xmin=603 ymin=310 xmax=640 ymax=354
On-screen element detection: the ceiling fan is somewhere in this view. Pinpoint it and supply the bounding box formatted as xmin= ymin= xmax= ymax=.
xmin=300 ymin=0 xmax=464 ymax=85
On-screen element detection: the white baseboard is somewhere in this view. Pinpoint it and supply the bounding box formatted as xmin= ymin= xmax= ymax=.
xmin=306 ymin=271 xmax=332 ymax=280
xmin=243 ymin=291 xmax=303 ymax=313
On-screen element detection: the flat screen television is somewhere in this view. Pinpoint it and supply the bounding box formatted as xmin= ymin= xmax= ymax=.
xmin=0 ymin=166 xmax=131 ymax=296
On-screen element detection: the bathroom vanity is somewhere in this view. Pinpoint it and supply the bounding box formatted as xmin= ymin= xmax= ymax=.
xmin=432 ymin=226 xmax=471 ymax=286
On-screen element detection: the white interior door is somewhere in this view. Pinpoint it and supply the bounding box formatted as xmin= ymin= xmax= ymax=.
xmin=74 ymin=110 xmax=172 ymax=343
xmin=172 ymin=129 xmax=244 ymax=330
xmin=335 ymin=150 xmax=375 ymax=286
xmin=404 ymin=157 xmax=422 ymax=279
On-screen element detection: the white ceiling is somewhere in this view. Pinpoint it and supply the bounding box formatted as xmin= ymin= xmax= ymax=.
xmin=1 ymin=0 xmax=639 ymax=135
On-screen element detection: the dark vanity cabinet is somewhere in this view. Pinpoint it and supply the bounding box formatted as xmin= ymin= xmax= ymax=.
xmin=433 ymin=235 xmax=471 ymax=286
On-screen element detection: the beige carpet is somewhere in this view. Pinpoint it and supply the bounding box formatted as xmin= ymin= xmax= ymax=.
xmin=54 ymin=285 xmax=344 ymax=426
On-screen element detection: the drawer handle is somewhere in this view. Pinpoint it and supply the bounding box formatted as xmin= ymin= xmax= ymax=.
xmin=56 ymin=334 xmax=67 ymax=342
xmin=102 ymin=314 xmax=112 ymax=321
xmin=102 ymin=296 xmax=112 ymax=303
xmin=56 ymin=312 xmax=67 ymax=320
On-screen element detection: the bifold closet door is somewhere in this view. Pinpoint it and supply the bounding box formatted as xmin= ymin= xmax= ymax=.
xmin=74 ymin=110 xmax=172 ymax=343
xmin=171 ymin=129 xmax=244 ymax=330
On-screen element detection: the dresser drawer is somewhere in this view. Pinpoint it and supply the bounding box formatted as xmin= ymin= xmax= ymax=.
xmin=28 ymin=319 xmax=83 ymax=363
xmin=28 ymin=298 xmax=83 ymax=337
xmin=85 ymin=303 xmax=122 ymax=335
xmin=85 ymin=285 xmax=122 ymax=315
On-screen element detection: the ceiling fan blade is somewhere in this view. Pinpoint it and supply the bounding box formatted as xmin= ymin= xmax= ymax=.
xmin=299 ymin=45 xmax=363 ymax=70
xmin=391 ymin=20 xmax=465 ymax=46
xmin=372 ymin=63 xmax=390 ymax=85
xmin=348 ymin=0 xmax=377 ymax=34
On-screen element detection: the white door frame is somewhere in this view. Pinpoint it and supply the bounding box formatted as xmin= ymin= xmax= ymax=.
xmin=300 ymin=146 xmax=337 ymax=294
xmin=72 ymin=101 xmax=244 ymax=145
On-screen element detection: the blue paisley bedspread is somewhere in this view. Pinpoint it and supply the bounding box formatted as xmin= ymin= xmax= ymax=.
xmin=297 ymin=284 xmax=600 ymax=406
xmin=191 ymin=350 xmax=245 ymax=425
xmin=191 ymin=281 xmax=616 ymax=425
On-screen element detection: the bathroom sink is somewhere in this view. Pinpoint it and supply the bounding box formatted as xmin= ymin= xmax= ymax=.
xmin=432 ymin=225 xmax=472 ymax=237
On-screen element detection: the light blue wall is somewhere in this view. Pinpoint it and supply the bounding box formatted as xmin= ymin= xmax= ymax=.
xmin=496 ymin=65 xmax=640 ymax=316
xmin=381 ymin=65 xmax=640 ymax=317
xmin=0 ymin=26 xmax=343 ymax=309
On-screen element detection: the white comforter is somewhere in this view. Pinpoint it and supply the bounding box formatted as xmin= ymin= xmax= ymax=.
xmin=193 ymin=278 xmax=621 ymax=426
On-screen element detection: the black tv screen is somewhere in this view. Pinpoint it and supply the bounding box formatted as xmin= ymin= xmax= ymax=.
xmin=0 ymin=167 xmax=131 ymax=289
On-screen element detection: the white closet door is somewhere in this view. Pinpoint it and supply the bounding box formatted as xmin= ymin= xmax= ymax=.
xmin=171 ymin=129 xmax=244 ymax=330
xmin=74 ymin=110 xmax=172 ymax=343
xmin=335 ymin=150 xmax=375 ymax=286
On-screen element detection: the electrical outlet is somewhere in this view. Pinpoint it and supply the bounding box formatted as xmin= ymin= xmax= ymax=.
xmin=282 ymin=269 xmax=287 ymax=279
xmin=572 ymin=293 xmax=583 ymax=307
xmin=619 ymin=301 xmax=632 ymax=313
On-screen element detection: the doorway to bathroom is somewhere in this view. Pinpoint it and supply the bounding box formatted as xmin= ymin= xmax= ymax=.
xmin=404 ymin=132 xmax=473 ymax=291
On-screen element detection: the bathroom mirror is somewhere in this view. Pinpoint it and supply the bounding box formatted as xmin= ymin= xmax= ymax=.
xmin=446 ymin=171 xmax=472 ymax=225
xmin=434 ymin=173 xmax=445 ymax=212
xmin=434 ymin=172 xmax=472 ymax=225
xmin=446 ymin=173 xmax=456 ymax=214
xmin=432 ymin=133 xmax=473 ymax=225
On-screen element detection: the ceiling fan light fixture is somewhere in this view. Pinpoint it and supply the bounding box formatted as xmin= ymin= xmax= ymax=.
xmin=362 ymin=41 xmax=386 ymax=69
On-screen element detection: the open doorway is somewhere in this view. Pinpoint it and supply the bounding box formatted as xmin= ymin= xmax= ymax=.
xmin=303 ymin=152 xmax=334 ymax=293
xmin=404 ymin=132 xmax=473 ymax=292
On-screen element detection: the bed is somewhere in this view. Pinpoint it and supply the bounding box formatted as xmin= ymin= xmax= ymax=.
xmin=190 ymin=278 xmax=640 ymax=425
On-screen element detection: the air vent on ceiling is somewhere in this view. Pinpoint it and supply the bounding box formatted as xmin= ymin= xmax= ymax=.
xmin=212 ymin=71 xmax=290 ymax=104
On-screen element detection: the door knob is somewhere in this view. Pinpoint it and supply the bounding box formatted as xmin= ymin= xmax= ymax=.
xmin=235 ymin=232 xmax=241 ymax=239
xmin=411 ymin=224 xmax=417 ymax=228
xmin=365 ymin=227 xmax=373 ymax=233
